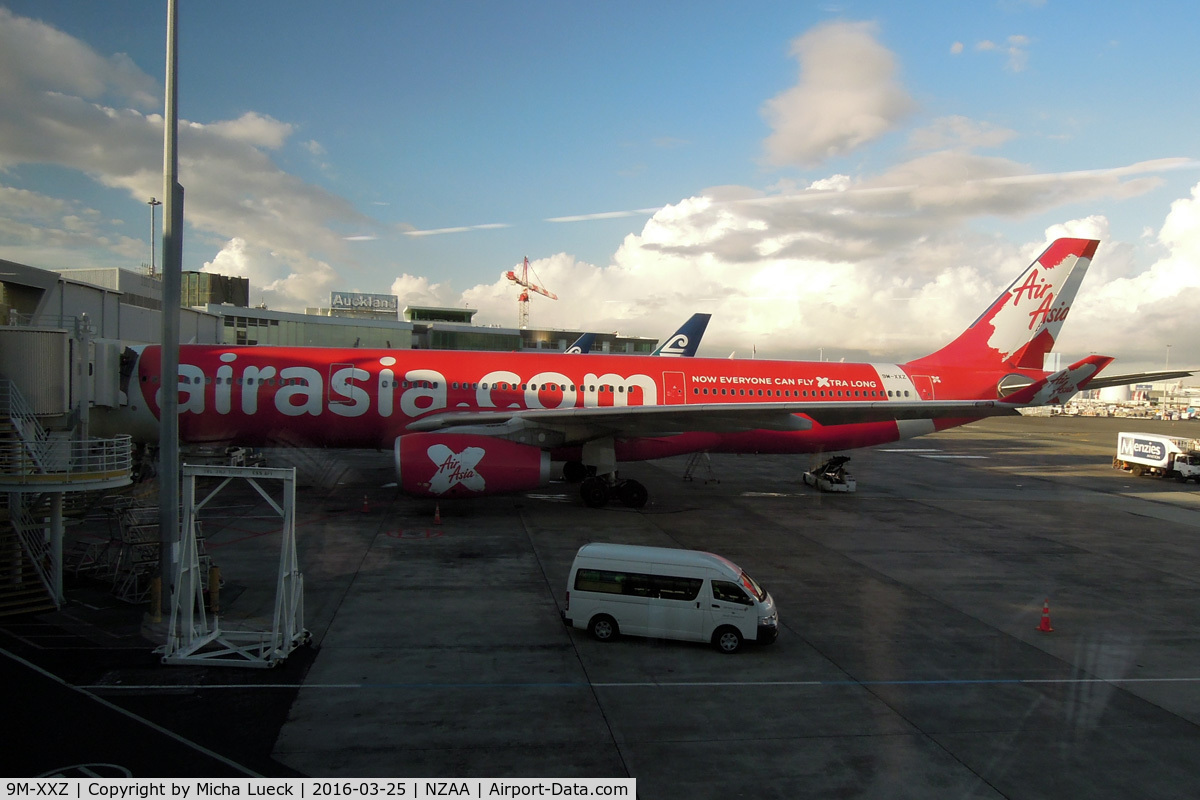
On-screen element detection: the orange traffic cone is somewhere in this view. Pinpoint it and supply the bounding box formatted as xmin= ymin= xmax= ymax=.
xmin=434 ymin=503 xmax=442 ymax=524
xmin=1036 ymin=598 xmax=1054 ymax=633
xmin=361 ymin=494 xmax=370 ymax=513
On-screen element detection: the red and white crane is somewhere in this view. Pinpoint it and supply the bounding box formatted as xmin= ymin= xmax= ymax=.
xmin=505 ymin=256 xmax=557 ymax=329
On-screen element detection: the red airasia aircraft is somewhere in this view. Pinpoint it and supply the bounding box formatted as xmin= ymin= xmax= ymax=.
xmin=109 ymin=238 xmax=1114 ymax=507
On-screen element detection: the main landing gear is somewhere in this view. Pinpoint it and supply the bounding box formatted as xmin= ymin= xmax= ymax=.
xmin=564 ymin=461 xmax=648 ymax=509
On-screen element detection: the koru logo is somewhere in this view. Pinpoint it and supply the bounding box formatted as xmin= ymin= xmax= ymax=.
xmin=427 ymin=444 xmax=486 ymax=494
xmin=660 ymin=334 xmax=689 ymax=356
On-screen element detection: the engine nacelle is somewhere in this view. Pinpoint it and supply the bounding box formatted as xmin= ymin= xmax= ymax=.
xmin=394 ymin=433 xmax=552 ymax=498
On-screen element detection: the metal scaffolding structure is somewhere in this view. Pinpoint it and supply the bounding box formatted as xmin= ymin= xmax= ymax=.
xmin=160 ymin=465 xmax=308 ymax=668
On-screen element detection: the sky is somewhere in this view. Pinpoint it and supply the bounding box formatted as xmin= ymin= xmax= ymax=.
xmin=2 ymin=1 xmax=1199 ymax=374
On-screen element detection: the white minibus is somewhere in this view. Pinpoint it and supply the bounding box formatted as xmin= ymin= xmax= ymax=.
xmin=561 ymin=543 xmax=779 ymax=653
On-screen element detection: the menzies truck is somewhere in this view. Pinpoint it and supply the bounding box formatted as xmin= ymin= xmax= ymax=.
xmin=1113 ymin=432 xmax=1200 ymax=482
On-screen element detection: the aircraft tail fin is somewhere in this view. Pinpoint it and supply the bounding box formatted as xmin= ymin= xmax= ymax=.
xmin=565 ymin=332 xmax=597 ymax=354
xmin=653 ymin=313 xmax=712 ymax=357
xmin=908 ymin=238 xmax=1099 ymax=372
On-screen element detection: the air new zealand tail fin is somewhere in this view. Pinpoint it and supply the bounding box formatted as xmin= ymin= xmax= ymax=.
xmin=652 ymin=313 xmax=712 ymax=357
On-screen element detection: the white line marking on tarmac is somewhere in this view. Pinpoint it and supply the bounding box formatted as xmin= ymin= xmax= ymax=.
xmin=878 ymin=448 xmax=988 ymax=459
xmin=2 ymin=646 xmax=262 ymax=776
xmin=918 ymin=454 xmax=989 ymax=459
xmin=79 ymin=676 xmax=1200 ymax=691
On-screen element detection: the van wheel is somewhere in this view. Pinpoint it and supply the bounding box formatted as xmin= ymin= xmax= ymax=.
xmin=712 ymin=626 xmax=743 ymax=654
xmin=589 ymin=614 xmax=618 ymax=642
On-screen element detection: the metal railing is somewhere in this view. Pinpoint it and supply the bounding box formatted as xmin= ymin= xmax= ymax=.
xmin=0 ymin=378 xmax=49 ymax=472
xmin=1 ymin=311 xmax=80 ymax=329
xmin=9 ymin=503 xmax=59 ymax=607
xmin=1 ymin=377 xmax=133 ymax=489
xmin=0 ymin=435 xmax=133 ymax=487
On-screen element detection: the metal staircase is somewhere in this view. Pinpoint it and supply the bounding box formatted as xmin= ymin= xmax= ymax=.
xmin=0 ymin=499 xmax=59 ymax=617
xmin=1 ymin=377 xmax=134 ymax=615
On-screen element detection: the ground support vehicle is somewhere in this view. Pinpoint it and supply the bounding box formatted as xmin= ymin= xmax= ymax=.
xmin=1113 ymin=432 xmax=1200 ymax=482
xmin=562 ymin=543 xmax=778 ymax=654
xmin=803 ymin=456 xmax=857 ymax=492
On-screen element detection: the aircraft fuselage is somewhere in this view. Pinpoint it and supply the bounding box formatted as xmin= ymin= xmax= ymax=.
xmin=108 ymin=345 xmax=1019 ymax=456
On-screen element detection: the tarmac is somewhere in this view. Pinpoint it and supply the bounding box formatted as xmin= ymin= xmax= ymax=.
xmin=4 ymin=414 xmax=1200 ymax=797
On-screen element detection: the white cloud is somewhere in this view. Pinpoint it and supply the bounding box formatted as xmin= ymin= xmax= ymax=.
xmin=976 ymin=35 xmax=1031 ymax=72
xmin=0 ymin=9 xmax=158 ymax=109
xmin=401 ymin=223 xmax=510 ymax=237
xmin=389 ymin=274 xmax=456 ymax=308
xmin=201 ymin=237 xmax=339 ymax=310
xmin=762 ymin=21 xmax=916 ymax=166
xmin=453 ymin=163 xmax=1199 ymax=372
xmin=205 ymin=112 xmax=294 ymax=149
xmin=908 ymin=116 xmax=1018 ymax=151
xmin=1062 ymin=183 xmax=1200 ymax=365
xmin=0 ymin=11 xmax=1194 ymax=377
xmin=0 ymin=184 xmax=145 ymax=266
xmin=0 ymin=9 xmax=374 ymax=304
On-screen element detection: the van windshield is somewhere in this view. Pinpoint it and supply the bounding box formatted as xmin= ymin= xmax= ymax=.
xmin=739 ymin=571 xmax=766 ymax=602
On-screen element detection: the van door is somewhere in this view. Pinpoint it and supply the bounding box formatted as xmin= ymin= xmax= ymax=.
xmin=646 ymin=574 xmax=706 ymax=642
xmin=706 ymin=579 xmax=755 ymax=639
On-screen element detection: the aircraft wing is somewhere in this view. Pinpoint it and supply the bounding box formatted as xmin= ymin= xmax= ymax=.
xmin=404 ymin=398 xmax=1020 ymax=440
xmin=1083 ymin=369 xmax=1194 ymax=391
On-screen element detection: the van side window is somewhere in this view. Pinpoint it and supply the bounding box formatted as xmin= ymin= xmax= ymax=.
xmin=712 ymin=580 xmax=752 ymax=605
xmin=574 ymin=569 xmax=702 ymax=601
xmin=655 ymin=574 xmax=703 ymax=600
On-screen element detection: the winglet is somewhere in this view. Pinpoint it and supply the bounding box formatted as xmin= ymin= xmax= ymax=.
xmin=1001 ymin=354 xmax=1115 ymax=406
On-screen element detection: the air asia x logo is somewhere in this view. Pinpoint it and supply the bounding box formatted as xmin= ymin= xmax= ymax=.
xmin=427 ymin=444 xmax=486 ymax=494
xmin=815 ymin=376 xmax=831 ymax=387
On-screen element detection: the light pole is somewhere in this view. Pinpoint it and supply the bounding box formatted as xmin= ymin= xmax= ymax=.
xmin=148 ymin=197 xmax=162 ymax=277
xmin=1165 ymin=344 xmax=1173 ymax=418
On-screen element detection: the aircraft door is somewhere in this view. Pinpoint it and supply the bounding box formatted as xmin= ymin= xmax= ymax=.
xmin=663 ymin=371 xmax=686 ymax=405
xmin=911 ymin=375 xmax=935 ymax=400
xmin=328 ymin=363 xmax=356 ymax=405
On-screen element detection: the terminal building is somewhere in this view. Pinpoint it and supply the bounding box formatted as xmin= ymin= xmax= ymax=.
xmin=0 ymin=258 xmax=657 ymax=616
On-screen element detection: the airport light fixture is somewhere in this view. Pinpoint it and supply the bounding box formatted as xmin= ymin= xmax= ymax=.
xmin=148 ymin=198 xmax=162 ymax=277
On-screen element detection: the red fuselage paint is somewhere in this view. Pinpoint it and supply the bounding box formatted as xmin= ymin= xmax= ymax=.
xmin=118 ymin=346 xmax=1026 ymax=458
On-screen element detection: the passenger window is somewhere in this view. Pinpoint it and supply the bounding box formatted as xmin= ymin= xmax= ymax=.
xmin=712 ymin=580 xmax=752 ymax=605
xmin=653 ymin=575 xmax=703 ymax=601
xmin=574 ymin=569 xmax=701 ymax=601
